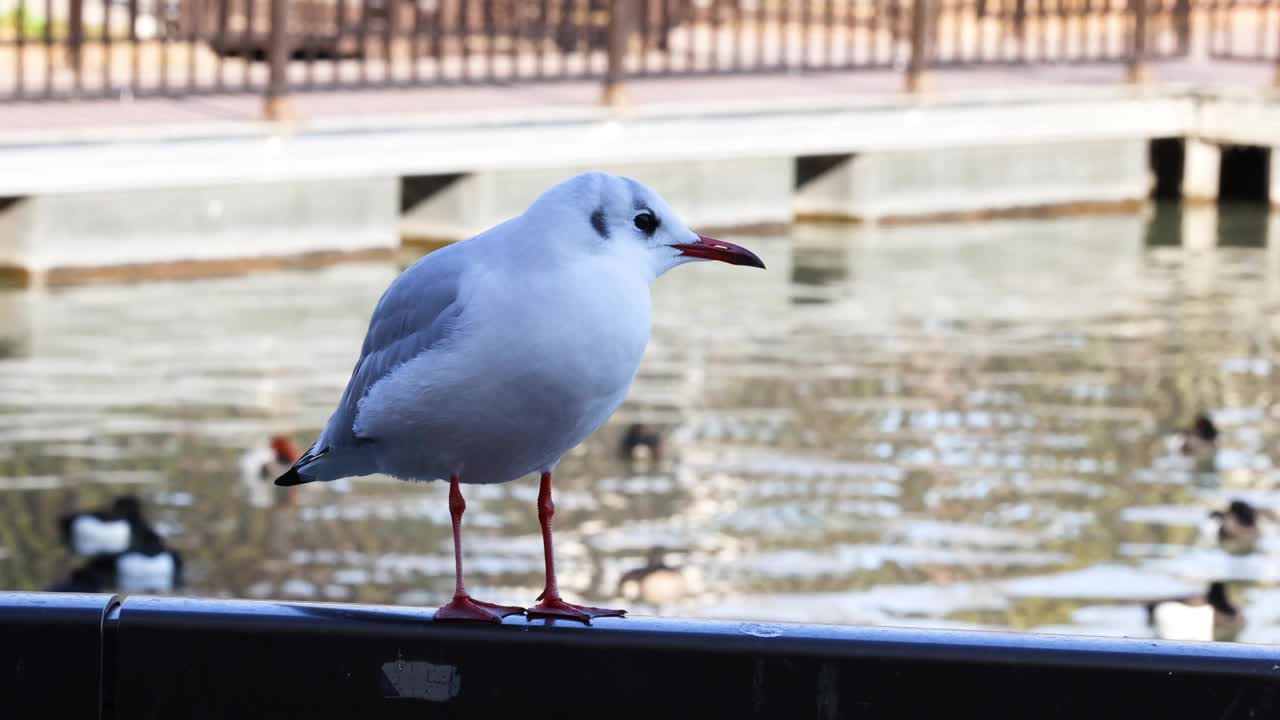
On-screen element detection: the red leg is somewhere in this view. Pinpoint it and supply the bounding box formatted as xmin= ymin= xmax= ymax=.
xmin=434 ymin=475 xmax=525 ymax=623
xmin=527 ymin=471 xmax=626 ymax=624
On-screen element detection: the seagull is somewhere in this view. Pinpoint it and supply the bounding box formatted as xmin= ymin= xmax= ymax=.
xmin=276 ymin=172 xmax=764 ymax=623
xmin=617 ymin=546 xmax=688 ymax=606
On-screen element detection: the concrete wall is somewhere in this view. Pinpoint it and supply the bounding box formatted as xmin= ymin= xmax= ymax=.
xmin=794 ymin=139 xmax=1152 ymax=222
xmin=401 ymin=158 xmax=796 ymax=243
xmin=2 ymin=178 xmax=399 ymax=278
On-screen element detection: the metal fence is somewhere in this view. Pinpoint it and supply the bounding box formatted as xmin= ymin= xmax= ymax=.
xmin=1206 ymin=0 xmax=1280 ymax=61
xmin=0 ymin=0 xmax=1273 ymax=103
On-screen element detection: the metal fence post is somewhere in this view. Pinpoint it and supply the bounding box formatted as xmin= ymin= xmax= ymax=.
xmin=905 ymin=0 xmax=931 ymax=94
xmin=1174 ymin=0 xmax=1191 ymax=55
xmin=601 ymin=0 xmax=629 ymax=106
xmin=67 ymin=0 xmax=84 ymax=73
xmin=264 ymin=0 xmax=295 ymax=121
xmin=1128 ymin=0 xmax=1149 ymax=83
xmin=1275 ymin=25 xmax=1280 ymax=88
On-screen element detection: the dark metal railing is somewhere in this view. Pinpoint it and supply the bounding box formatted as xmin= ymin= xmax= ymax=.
xmin=2 ymin=591 xmax=1279 ymax=718
xmin=1207 ymin=0 xmax=1280 ymax=62
xmin=0 ymin=1 xmax=1277 ymax=108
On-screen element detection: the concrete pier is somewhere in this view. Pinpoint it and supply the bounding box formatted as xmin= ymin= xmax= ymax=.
xmin=1 ymin=80 xmax=1279 ymax=285
xmin=401 ymin=158 xmax=795 ymax=245
xmin=1182 ymin=139 xmax=1222 ymax=204
xmin=793 ymin=139 xmax=1150 ymax=223
xmin=0 ymin=179 xmax=398 ymax=285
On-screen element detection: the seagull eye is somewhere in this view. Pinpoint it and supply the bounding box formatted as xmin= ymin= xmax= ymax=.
xmin=634 ymin=212 xmax=660 ymax=235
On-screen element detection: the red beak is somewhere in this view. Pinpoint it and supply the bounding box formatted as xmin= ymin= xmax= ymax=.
xmin=672 ymin=235 xmax=766 ymax=269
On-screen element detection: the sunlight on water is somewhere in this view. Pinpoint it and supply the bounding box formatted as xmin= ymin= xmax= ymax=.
xmin=2 ymin=206 xmax=1280 ymax=643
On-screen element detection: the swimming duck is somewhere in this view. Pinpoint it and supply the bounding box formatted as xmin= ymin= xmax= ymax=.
xmin=620 ymin=423 xmax=662 ymax=463
xmin=239 ymin=435 xmax=303 ymax=507
xmin=1210 ymin=500 xmax=1261 ymax=554
xmin=617 ymin=547 xmax=687 ymax=606
xmin=46 ymin=555 xmax=119 ymax=593
xmin=1146 ymin=581 xmax=1243 ymax=643
xmin=58 ymin=495 xmax=148 ymax=557
xmin=115 ymin=529 xmax=184 ymax=594
xmin=1179 ymin=413 xmax=1218 ymax=459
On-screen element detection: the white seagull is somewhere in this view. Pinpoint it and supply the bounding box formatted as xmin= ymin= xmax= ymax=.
xmin=277 ymin=172 xmax=764 ymax=623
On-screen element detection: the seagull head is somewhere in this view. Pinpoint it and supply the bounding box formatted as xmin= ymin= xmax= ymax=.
xmin=527 ymin=172 xmax=766 ymax=279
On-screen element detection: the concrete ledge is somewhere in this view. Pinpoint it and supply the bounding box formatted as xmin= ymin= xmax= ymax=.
xmin=402 ymin=159 xmax=796 ymax=242
xmin=0 ymin=177 xmax=399 ymax=282
xmin=795 ymin=139 xmax=1152 ymax=223
xmin=0 ymin=89 xmax=1200 ymax=198
xmin=1 ymin=86 xmax=1276 ymax=284
xmin=43 ymin=248 xmax=396 ymax=287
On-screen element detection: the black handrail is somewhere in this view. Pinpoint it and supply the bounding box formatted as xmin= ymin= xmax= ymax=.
xmin=2 ymin=591 xmax=1278 ymax=718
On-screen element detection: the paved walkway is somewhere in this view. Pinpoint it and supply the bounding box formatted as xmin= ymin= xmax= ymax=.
xmin=0 ymin=58 xmax=1274 ymax=137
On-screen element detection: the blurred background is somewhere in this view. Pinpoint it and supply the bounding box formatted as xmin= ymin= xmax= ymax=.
xmin=3 ymin=0 xmax=1280 ymax=646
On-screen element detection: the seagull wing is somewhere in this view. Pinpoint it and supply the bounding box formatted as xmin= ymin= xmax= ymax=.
xmin=310 ymin=245 xmax=471 ymax=459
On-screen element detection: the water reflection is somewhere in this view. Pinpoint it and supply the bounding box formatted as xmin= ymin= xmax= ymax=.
xmin=2 ymin=205 xmax=1280 ymax=643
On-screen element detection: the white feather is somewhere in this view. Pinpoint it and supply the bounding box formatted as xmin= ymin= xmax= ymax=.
xmin=71 ymin=515 xmax=132 ymax=556
xmin=1152 ymin=602 xmax=1214 ymax=642
xmin=117 ymin=552 xmax=177 ymax=593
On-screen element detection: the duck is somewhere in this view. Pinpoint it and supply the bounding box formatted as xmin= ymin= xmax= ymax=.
xmin=58 ymin=495 xmax=148 ymax=557
xmin=46 ymin=555 xmax=119 ymax=593
xmin=1210 ymin=500 xmax=1262 ymax=554
xmin=617 ymin=547 xmax=687 ymax=606
xmin=239 ymin=435 xmax=303 ymax=507
xmin=115 ymin=529 xmax=184 ymax=594
xmin=620 ymin=423 xmax=663 ymax=462
xmin=1145 ymin=581 xmax=1243 ymax=643
xmin=1179 ymin=413 xmax=1218 ymax=459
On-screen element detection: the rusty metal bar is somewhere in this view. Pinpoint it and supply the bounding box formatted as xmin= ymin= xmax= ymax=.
xmin=1174 ymin=0 xmax=1190 ymax=53
xmin=503 ymin=0 xmax=514 ymax=81
xmin=409 ymin=0 xmax=423 ymax=83
xmin=535 ymin=0 xmax=549 ymax=77
xmin=357 ymin=0 xmax=370 ymax=84
xmin=780 ymin=0 xmax=792 ymax=68
xmin=101 ymin=0 xmax=111 ymax=95
xmin=14 ymin=0 xmax=26 ymax=98
xmin=214 ymin=0 xmax=228 ymax=90
xmin=383 ymin=0 xmax=397 ymax=84
xmin=189 ymin=0 xmax=202 ymax=93
xmin=42 ymin=0 xmax=52 ymax=97
xmin=458 ymin=0 xmax=470 ymax=80
xmin=300 ymin=3 xmax=315 ymax=90
xmin=431 ymin=0 xmax=445 ymax=81
xmin=711 ymin=0 xmax=723 ymax=71
xmin=1129 ymin=0 xmax=1148 ymax=81
xmin=68 ymin=0 xmax=83 ymax=93
xmin=484 ymin=0 xmax=496 ymax=82
xmin=1274 ymin=0 xmax=1280 ymax=84
xmin=128 ymin=0 xmax=140 ymax=96
xmin=670 ymin=0 xmax=680 ymax=71
xmin=906 ymin=0 xmax=930 ymax=91
xmin=822 ymin=0 xmax=834 ymax=67
xmin=264 ymin=0 xmax=292 ymax=119
xmin=242 ymin=0 xmax=255 ymax=90
xmin=602 ymin=0 xmax=626 ymax=103
xmin=159 ymin=0 xmax=170 ymax=95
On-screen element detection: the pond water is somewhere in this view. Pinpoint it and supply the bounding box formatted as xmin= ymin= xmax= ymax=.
xmin=2 ymin=205 xmax=1280 ymax=643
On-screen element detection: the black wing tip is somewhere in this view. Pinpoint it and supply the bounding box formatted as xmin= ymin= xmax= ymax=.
xmin=274 ymin=467 xmax=309 ymax=487
xmin=274 ymin=446 xmax=328 ymax=486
